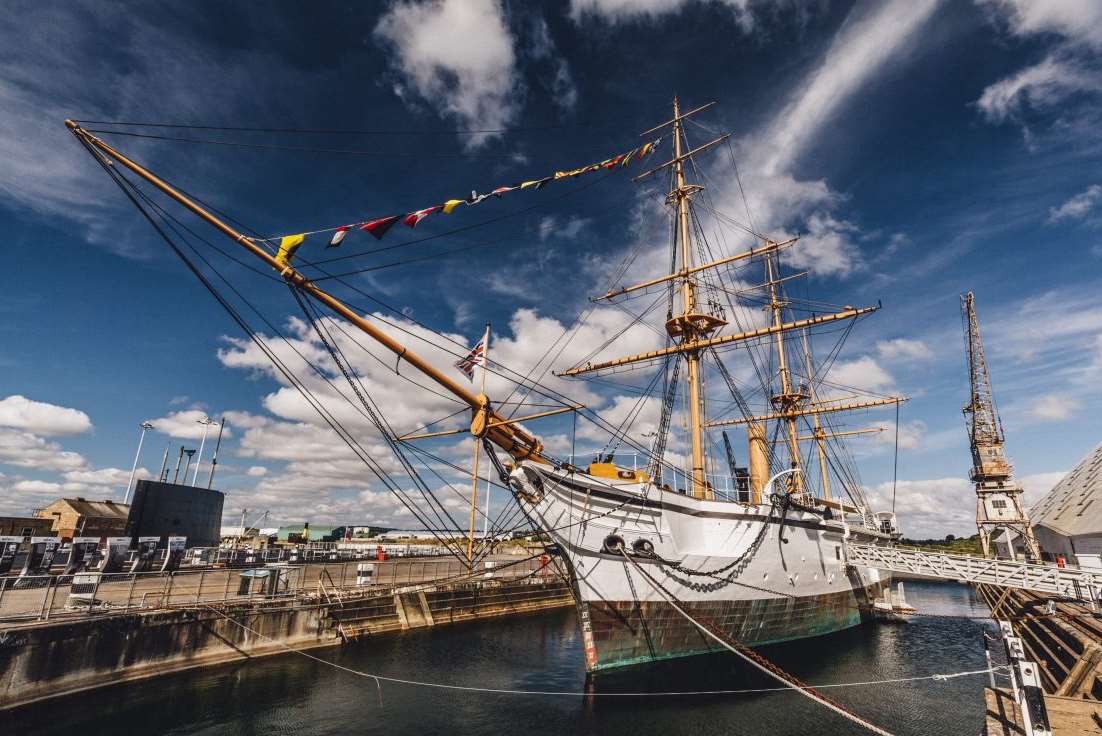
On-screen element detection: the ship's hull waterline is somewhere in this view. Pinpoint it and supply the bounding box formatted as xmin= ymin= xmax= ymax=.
xmin=512 ymin=464 xmax=889 ymax=672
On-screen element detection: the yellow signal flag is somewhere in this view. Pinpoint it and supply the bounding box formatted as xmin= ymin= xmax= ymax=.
xmin=274 ymin=234 xmax=305 ymax=267
xmin=442 ymin=199 xmax=465 ymax=214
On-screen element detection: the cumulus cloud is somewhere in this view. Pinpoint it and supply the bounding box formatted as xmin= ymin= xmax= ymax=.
xmin=824 ymin=356 xmax=895 ymax=393
xmin=876 ymin=338 xmax=933 ymax=361
xmin=1048 ymin=184 xmax=1102 ymax=222
xmin=865 ymin=476 xmax=974 ymax=538
xmin=375 ymin=0 xmax=521 ymax=149
xmin=147 ymin=410 xmax=230 ymax=441
xmin=0 ymin=395 xmax=92 ymax=436
xmin=0 ymin=429 xmax=87 ymax=472
xmin=246 ymin=465 xmax=268 ymax=477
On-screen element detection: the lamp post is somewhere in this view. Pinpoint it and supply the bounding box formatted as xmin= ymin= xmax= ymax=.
xmin=192 ymin=416 xmax=218 ymax=486
xmin=124 ymin=422 xmax=154 ymax=505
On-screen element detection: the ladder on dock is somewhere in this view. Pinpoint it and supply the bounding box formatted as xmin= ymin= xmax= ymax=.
xmin=845 ymin=543 xmax=1102 ymax=600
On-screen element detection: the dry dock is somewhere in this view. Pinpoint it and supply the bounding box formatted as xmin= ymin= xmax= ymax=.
xmin=0 ymin=556 xmax=572 ymax=710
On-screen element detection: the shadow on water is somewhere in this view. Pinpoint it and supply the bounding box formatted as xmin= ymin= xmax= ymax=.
xmin=9 ymin=581 xmax=998 ymax=736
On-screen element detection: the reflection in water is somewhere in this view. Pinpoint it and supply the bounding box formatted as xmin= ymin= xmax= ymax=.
xmin=11 ymin=582 xmax=998 ymax=736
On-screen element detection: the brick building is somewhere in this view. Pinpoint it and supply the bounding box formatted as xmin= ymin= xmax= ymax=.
xmin=35 ymin=498 xmax=130 ymax=541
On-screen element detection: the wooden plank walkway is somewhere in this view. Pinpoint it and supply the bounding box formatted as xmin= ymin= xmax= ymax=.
xmin=984 ymin=687 xmax=1102 ymax=735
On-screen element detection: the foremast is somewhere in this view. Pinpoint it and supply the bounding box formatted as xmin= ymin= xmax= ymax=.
xmin=669 ymin=97 xmax=717 ymax=500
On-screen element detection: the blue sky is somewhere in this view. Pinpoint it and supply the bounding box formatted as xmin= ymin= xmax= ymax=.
xmin=2 ymin=0 xmax=1100 ymax=537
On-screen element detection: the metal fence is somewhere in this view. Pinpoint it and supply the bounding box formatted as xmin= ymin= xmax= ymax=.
xmin=0 ymin=555 xmax=547 ymax=624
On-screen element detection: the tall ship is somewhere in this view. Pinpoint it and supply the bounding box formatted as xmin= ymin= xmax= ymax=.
xmin=66 ymin=99 xmax=906 ymax=673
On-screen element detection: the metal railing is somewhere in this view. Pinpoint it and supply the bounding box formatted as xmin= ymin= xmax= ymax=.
xmin=846 ymin=542 xmax=1102 ymax=600
xmin=0 ymin=555 xmax=547 ymax=625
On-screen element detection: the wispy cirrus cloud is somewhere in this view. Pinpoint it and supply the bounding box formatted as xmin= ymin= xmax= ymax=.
xmin=976 ymin=1 xmax=1102 ymax=142
xmin=1048 ymin=184 xmax=1102 ymax=223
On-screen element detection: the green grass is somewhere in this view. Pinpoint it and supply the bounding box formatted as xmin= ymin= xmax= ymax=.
xmin=898 ymin=533 xmax=984 ymax=556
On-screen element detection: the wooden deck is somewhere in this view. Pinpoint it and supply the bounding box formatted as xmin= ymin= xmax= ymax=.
xmin=984 ymin=687 xmax=1102 ymax=735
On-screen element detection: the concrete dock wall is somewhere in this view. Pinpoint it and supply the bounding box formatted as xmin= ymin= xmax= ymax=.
xmin=0 ymin=577 xmax=573 ymax=710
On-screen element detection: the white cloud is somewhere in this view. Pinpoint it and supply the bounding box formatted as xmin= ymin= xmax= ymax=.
xmin=977 ymin=3 xmax=1102 ymax=139
xmin=871 ymin=419 xmax=927 ymax=450
xmin=711 ymin=0 xmax=941 ymax=277
xmin=824 ymin=356 xmax=895 ymax=393
xmin=538 ymin=215 xmax=590 ymax=241
xmin=0 ymin=428 xmax=87 ymax=472
xmin=375 ymin=0 xmax=520 ymax=149
xmin=10 ymin=479 xmax=62 ymax=495
xmin=0 ymin=4 xmax=319 ymax=257
xmin=1024 ymin=393 xmax=1077 ymax=422
xmin=876 ymin=338 xmax=933 ymax=361
xmin=1048 ymin=184 xmax=1102 ymax=222
xmin=866 ymin=476 xmax=975 ymax=538
xmin=0 ymin=395 xmax=92 ymax=436
xmin=782 ymin=212 xmax=860 ymax=277
xmin=146 ymin=410 xmax=231 ymax=441
xmin=758 ymin=0 xmax=940 ymax=176
xmin=1021 ymin=470 xmax=1067 ymax=507
xmin=976 ymin=55 xmax=1102 ymax=124
xmin=980 ymin=0 xmax=1102 ymax=49
xmin=246 ymin=465 xmax=268 ymax=477
xmin=570 ymin=0 xmax=756 ymax=29
xmin=525 ymin=15 xmax=577 ymax=111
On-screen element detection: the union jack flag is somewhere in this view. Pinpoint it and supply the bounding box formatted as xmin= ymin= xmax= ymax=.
xmin=454 ymin=333 xmax=487 ymax=382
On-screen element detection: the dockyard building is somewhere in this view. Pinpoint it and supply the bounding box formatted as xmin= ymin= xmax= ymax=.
xmin=1029 ymin=442 xmax=1102 ymax=569
xmin=34 ymin=498 xmax=129 ymax=542
xmin=0 ymin=515 xmax=54 ymax=539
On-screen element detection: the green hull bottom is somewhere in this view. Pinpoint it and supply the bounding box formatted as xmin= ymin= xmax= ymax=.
xmin=584 ymin=579 xmax=887 ymax=672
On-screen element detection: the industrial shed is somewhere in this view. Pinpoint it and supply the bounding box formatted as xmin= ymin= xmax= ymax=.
xmin=1029 ymin=442 xmax=1102 ymax=569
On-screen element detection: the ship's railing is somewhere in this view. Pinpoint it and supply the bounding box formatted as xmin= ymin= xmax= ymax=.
xmin=845 ymin=542 xmax=1102 ymax=601
xmin=0 ymin=555 xmax=545 ymax=625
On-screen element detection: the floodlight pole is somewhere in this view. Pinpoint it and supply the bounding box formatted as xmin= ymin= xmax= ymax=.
xmin=124 ymin=422 xmax=154 ymax=505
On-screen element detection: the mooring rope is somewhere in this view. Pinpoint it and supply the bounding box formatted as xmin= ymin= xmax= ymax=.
xmin=617 ymin=549 xmax=900 ymax=736
xmin=198 ymin=604 xmax=1002 ymax=703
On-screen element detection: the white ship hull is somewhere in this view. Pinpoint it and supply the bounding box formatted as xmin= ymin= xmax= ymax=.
xmin=512 ymin=463 xmax=890 ymax=671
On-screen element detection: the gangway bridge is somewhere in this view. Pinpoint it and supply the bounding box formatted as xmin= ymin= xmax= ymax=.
xmin=845 ymin=542 xmax=1102 ymax=601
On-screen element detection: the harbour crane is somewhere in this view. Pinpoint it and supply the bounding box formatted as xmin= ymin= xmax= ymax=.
xmin=960 ymin=292 xmax=1041 ymax=560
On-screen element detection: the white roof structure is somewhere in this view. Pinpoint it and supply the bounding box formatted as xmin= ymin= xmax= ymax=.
xmin=1031 ymin=442 xmax=1102 ymax=537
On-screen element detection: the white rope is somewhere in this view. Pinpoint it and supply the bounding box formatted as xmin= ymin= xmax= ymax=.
xmin=199 ymin=604 xmax=1001 ymax=699
xmin=619 ymin=553 xmax=899 ymax=736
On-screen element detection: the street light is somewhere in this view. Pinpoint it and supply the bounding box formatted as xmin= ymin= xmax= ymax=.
xmin=124 ymin=422 xmax=154 ymax=505
xmin=192 ymin=416 xmax=218 ymax=486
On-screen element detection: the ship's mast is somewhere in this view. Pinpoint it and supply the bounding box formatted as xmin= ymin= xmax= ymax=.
xmin=560 ymin=100 xmax=903 ymax=507
xmin=961 ymin=292 xmax=1041 ymax=560
xmin=670 ymin=98 xmax=711 ymax=499
xmin=765 ymin=253 xmax=806 ymax=495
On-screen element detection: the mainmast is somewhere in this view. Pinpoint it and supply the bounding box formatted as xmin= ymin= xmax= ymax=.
xmin=559 ymin=99 xmax=902 ymax=506
xmin=765 ymin=252 xmax=806 ymax=495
